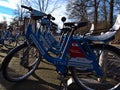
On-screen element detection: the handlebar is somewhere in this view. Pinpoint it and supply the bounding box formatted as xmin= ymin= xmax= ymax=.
xmin=47 ymin=14 xmax=55 ymax=20
xmin=21 ymin=5 xmax=32 ymax=11
xmin=21 ymin=5 xmax=55 ymax=20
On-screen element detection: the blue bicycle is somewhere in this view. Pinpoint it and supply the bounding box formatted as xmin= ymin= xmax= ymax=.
xmin=0 ymin=29 xmax=25 ymax=49
xmin=1 ymin=5 xmax=120 ymax=90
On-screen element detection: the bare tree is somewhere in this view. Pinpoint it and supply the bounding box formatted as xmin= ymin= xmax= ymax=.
xmin=66 ymin=0 xmax=91 ymax=21
xmin=14 ymin=0 xmax=31 ymax=20
xmin=66 ymin=0 xmax=101 ymax=22
xmin=98 ymin=0 xmax=109 ymax=28
xmin=31 ymin=0 xmax=60 ymax=13
xmin=109 ymin=0 xmax=114 ymax=28
xmin=93 ymin=0 xmax=101 ymax=23
xmin=31 ymin=0 xmax=49 ymax=12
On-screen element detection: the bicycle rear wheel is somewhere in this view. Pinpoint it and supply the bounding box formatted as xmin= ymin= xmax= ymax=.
xmin=1 ymin=42 xmax=41 ymax=82
xmin=71 ymin=44 xmax=120 ymax=90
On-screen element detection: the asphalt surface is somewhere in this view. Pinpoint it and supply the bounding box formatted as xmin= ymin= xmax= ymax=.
xmin=0 ymin=44 xmax=120 ymax=90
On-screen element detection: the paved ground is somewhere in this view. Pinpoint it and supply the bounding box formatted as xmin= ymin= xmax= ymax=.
xmin=0 ymin=49 xmax=61 ymax=90
xmin=0 ymin=47 xmax=79 ymax=90
xmin=0 ymin=44 xmax=120 ymax=90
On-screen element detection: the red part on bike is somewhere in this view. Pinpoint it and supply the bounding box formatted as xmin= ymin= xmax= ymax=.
xmin=68 ymin=41 xmax=85 ymax=58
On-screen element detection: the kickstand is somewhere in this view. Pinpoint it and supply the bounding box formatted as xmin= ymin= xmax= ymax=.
xmin=59 ymin=74 xmax=67 ymax=90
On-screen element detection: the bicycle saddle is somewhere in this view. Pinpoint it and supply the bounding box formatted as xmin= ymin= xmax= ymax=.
xmin=64 ymin=22 xmax=88 ymax=28
xmin=61 ymin=28 xmax=71 ymax=33
xmin=64 ymin=22 xmax=75 ymax=27
xmin=85 ymin=30 xmax=117 ymax=42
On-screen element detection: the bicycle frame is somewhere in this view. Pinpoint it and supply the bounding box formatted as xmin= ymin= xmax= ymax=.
xmin=25 ymin=23 xmax=103 ymax=76
xmin=38 ymin=30 xmax=66 ymax=55
xmin=36 ymin=21 xmax=70 ymax=54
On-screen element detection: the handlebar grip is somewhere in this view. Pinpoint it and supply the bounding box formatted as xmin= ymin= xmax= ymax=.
xmin=47 ymin=14 xmax=55 ymax=20
xmin=21 ymin=5 xmax=32 ymax=11
xmin=52 ymin=17 xmax=55 ymax=20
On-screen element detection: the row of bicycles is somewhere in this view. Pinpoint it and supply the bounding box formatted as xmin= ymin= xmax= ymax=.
xmin=0 ymin=5 xmax=120 ymax=90
xmin=0 ymin=29 xmax=25 ymax=49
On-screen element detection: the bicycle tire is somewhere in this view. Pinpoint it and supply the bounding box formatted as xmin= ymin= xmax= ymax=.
xmin=1 ymin=42 xmax=41 ymax=82
xmin=16 ymin=35 xmax=26 ymax=46
xmin=4 ymin=38 xmax=17 ymax=49
xmin=70 ymin=44 xmax=120 ymax=90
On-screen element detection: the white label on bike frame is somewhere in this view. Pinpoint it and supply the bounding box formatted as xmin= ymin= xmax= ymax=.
xmin=71 ymin=57 xmax=93 ymax=63
xmin=68 ymin=57 xmax=93 ymax=70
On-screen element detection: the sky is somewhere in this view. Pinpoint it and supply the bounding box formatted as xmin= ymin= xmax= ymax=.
xmin=0 ymin=0 xmax=20 ymax=23
xmin=0 ymin=0 xmax=68 ymax=27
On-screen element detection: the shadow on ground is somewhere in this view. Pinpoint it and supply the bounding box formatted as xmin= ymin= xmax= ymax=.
xmin=10 ymin=79 xmax=58 ymax=90
xmin=1 ymin=45 xmax=120 ymax=90
xmin=0 ymin=59 xmax=62 ymax=90
xmin=0 ymin=72 xmax=60 ymax=90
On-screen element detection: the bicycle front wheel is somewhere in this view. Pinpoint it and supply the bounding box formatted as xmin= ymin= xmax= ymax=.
xmin=71 ymin=44 xmax=120 ymax=90
xmin=4 ymin=38 xmax=17 ymax=49
xmin=1 ymin=42 xmax=41 ymax=82
xmin=16 ymin=35 xmax=26 ymax=46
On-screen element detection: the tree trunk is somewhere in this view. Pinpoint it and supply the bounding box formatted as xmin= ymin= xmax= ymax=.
xmin=103 ymin=0 xmax=108 ymax=28
xmin=94 ymin=0 xmax=98 ymax=23
xmin=109 ymin=0 xmax=114 ymax=28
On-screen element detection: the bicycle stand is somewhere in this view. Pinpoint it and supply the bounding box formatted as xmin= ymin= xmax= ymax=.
xmin=59 ymin=77 xmax=80 ymax=90
xmin=58 ymin=74 xmax=67 ymax=90
xmin=66 ymin=78 xmax=80 ymax=90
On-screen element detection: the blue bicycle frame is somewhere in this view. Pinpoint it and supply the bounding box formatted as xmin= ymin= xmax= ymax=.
xmin=26 ymin=23 xmax=103 ymax=76
xmin=36 ymin=20 xmax=70 ymax=55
